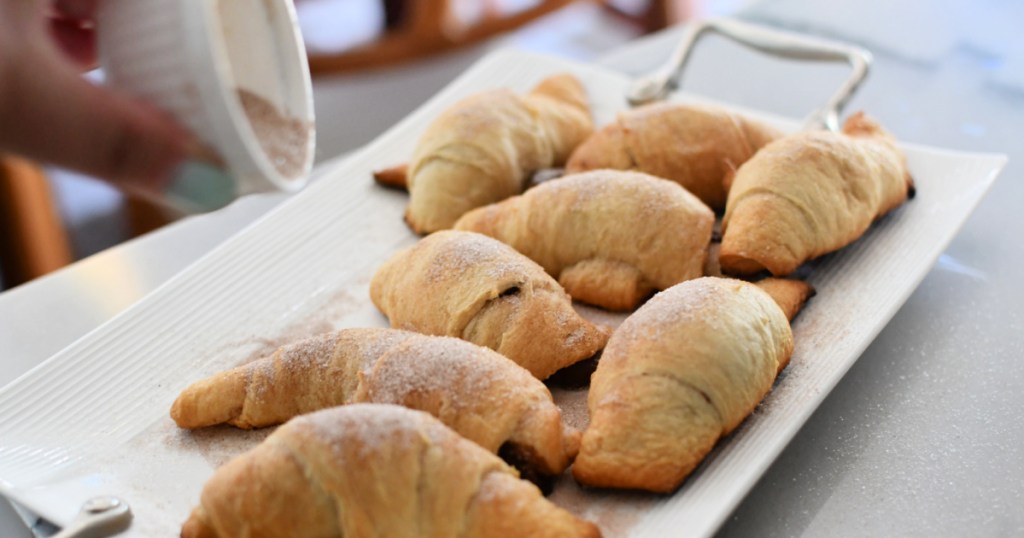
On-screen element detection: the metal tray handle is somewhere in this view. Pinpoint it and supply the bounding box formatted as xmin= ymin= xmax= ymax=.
xmin=627 ymin=18 xmax=872 ymax=131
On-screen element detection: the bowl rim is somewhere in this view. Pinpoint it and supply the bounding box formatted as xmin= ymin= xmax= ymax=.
xmin=181 ymin=0 xmax=314 ymax=193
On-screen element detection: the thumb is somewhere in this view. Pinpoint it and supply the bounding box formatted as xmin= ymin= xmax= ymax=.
xmin=0 ymin=44 xmax=191 ymax=185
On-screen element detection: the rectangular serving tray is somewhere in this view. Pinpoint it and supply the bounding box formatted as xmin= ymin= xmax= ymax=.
xmin=0 ymin=49 xmax=1006 ymax=536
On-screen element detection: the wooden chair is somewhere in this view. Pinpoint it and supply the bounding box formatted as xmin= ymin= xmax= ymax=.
xmin=307 ymin=0 xmax=690 ymax=75
xmin=0 ymin=155 xmax=170 ymax=289
xmin=601 ymin=0 xmax=695 ymax=34
xmin=0 ymin=155 xmax=73 ymax=288
xmin=308 ymin=0 xmax=578 ymax=74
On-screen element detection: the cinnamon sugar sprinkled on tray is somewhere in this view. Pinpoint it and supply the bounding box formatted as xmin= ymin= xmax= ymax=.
xmin=549 ymin=469 xmax=659 ymax=537
xmin=552 ymin=387 xmax=590 ymax=431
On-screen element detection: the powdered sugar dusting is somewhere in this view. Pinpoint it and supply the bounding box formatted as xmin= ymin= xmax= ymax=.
xmin=552 ymin=387 xmax=589 ymax=430
xmin=556 ymin=172 xmax=613 ymax=209
xmin=535 ymin=170 xmax=682 ymax=217
xmin=248 ymin=332 xmax=344 ymax=402
xmin=367 ymin=336 xmax=513 ymax=408
xmin=297 ymin=404 xmax=450 ymax=459
xmin=188 ymin=424 xmax=276 ymax=468
xmin=199 ymin=285 xmax=368 ymax=377
xmin=421 ymin=231 xmax=537 ymax=284
xmin=77 ymin=416 xmax=275 ymax=536
xmin=349 ymin=328 xmax=417 ymax=374
xmin=611 ymin=277 xmax=732 ymax=346
xmin=563 ymin=326 xmax=588 ymax=349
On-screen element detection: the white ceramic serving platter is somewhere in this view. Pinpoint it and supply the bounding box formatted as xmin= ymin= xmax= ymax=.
xmin=0 ymin=50 xmax=1006 ymax=537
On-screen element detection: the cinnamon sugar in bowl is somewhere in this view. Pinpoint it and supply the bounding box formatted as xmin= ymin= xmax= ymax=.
xmin=97 ymin=0 xmax=315 ymax=211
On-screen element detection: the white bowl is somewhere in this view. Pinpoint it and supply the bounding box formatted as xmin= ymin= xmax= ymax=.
xmin=96 ymin=0 xmax=315 ymax=211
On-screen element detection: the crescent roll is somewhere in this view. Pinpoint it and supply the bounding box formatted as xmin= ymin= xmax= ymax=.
xmin=182 ymin=405 xmax=600 ymax=538
xmin=572 ymin=277 xmax=794 ymax=493
xmin=387 ymin=74 xmax=593 ymax=234
xmin=566 ymin=102 xmax=782 ymax=209
xmin=454 ymin=170 xmax=715 ymax=311
xmin=720 ymin=112 xmax=914 ymax=276
xmin=171 ymin=329 xmax=580 ymax=476
xmin=370 ymin=230 xmax=608 ymax=379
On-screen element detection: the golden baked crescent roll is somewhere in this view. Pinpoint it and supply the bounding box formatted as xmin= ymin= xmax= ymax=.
xmin=171 ymin=329 xmax=580 ymax=476
xmin=395 ymin=74 xmax=593 ymax=234
xmin=572 ymin=277 xmax=793 ymax=493
xmin=566 ymin=102 xmax=781 ymax=210
xmin=182 ymin=405 xmax=600 ymax=538
xmin=454 ymin=170 xmax=715 ymax=311
xmin=370 ymin=231 xmax=608 ymax=379
xmin=720 ymin=112 xmax=914 ymax=276
xmin=171 ymin=329 xmax=409 ymax=430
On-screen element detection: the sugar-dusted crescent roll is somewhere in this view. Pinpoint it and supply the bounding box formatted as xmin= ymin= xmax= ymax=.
xmin=171 ymin=329 xmax=580 ymax=476
xmin=572 ymin=277 xmax=794 ymax=493
xmin=182 ymin=405 xmax=600 ymax=538
xmin=720 ymin=112 xmax=914 ymax=276
xmin=566 ymin=102 xmax=782 ymax=210
xmin=384 ymin=74 xmax=593 ymax=234
xmin=454 ymin=170 xmax=715 ymax=311
xmin=370 ymin=231 xmax=608 ymax=379
xmin=171 ymin=329 xmax=409 ymax=430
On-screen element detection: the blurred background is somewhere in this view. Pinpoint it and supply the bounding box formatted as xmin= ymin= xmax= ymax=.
xmin=0 ymin=0 xmax=751 ymax=291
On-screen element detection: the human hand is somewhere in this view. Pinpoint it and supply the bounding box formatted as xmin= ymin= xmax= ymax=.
xmin=0 ymin=0 xmax=191 ymax=185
